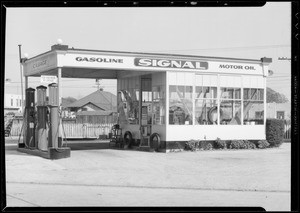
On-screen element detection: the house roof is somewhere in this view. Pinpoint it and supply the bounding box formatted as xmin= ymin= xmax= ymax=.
xmin=65 ymin=90 xmax=117 ymax=111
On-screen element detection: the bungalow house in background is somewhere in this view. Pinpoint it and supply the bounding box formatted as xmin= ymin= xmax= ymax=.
xmin=4 ymin=93 xmax=24 ymax=115
xmin=267 ymin=102 xmax=291 ymax=121
xmin=63 ymin=89 xmax=118 ymax=124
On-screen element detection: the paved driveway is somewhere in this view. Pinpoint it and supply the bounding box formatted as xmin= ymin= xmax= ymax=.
xmin=5 ymin=139 xmax=291 ymax=210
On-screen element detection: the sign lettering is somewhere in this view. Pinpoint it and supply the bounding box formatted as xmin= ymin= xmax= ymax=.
xmin=135 ymin=58 xmax=208 ymax=70
xmin=33 ymin=60 xmax=47 ymax=69
xmin=75 ymin=57 xmax=123 ymax=63
xmin=219 ymin=64 xmax=256 ymax=70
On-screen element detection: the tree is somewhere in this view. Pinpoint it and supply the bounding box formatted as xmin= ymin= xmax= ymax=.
xmin=62 ymin=97 xmax=77 ymax=107
xmin=267 ymin=87 xmax=289 ymax=103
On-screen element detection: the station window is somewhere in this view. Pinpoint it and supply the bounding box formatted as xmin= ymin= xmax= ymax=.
xmin=118 ymin=77 xmax=140 ymax=125
xmin=169 ymin=85 xmax=193 ymax=125
xmin=195 ymin=86 xmax=218 ymax=125
xmin=243 ymin=88 xmax=264 ymax=125
xmin=220 ymin=88 xmax=242 ymax=125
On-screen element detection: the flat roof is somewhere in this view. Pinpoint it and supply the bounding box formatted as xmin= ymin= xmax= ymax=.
xmin=23 ymin=45 xmax=272 ymax=78
xmin=27 ymin=46 xmax=264 ymax=63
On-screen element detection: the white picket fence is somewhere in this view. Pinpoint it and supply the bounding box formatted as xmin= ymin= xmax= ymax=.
xmin=284 ymin=123 xmax=291 ymax=140
xmin=62 ymin=123 xmax=114 ymax=138
xmin=8 ymin=122 xmax=114 ymax=139
xmin=9 ymin=122 xmax=23 ymax=137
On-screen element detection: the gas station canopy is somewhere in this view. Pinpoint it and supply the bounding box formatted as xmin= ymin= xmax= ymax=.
xmin=23 ymin=44 xmax=270 ymax=79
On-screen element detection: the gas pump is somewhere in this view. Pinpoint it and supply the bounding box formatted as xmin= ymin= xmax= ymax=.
xmin=48 ymin=83 xmax=59 ymax=148
xmin=36 ymin=85 xmax=48 ymax=151
xmin=24 ymin=88 xmax=36 ymax=148
xmin=18 ymin=80 xmax=70 ymax=158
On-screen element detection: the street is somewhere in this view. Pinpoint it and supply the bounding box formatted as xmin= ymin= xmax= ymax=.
xmin=5 ymin=139 xmax=291 ymax=210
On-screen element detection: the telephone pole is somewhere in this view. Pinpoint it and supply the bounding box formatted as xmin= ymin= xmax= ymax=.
xmin=18 ymin=45 xmax=24 ymax=113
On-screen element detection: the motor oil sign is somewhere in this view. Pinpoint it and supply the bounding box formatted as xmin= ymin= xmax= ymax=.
xmin=219 ymin=64 xmax=256 ymax=70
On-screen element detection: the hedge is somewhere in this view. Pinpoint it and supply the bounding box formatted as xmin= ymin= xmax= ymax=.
xmin=256 ymin=140 xmax=270 ymax=149
xmin=266 ymin=119 xmax=285 ymax=147
xmin=185 ymin=139 xmax=258 ymax=151
xmin=227 ymin=140 xmax=256 ymax=149
xmin=185 ymin=140 xmax=214 ymax=151
xmin=214 ymin=138 xmax=227 ymax=149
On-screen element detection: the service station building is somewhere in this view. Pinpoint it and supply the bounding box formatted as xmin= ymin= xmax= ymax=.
xmin=20 ymin=44 xmax=272 ymax=157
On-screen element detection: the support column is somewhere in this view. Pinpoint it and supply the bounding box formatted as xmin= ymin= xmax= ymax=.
xmin=241 ymin=76 xmax=244 ymax=125
xmin=21 ymin=77 xmax=29 ymax=147
xmin=24 ymin=76 xmax=28 ymax=112
xmin=217 ymin=74 xmax=220 ymax=126
xmin=57 ymin=67 xmax=63 ymax=146
xmin=58 ymin=67 xmax=62 ymax=107
xmin=25 ymin=76 xmax=28 ymax=90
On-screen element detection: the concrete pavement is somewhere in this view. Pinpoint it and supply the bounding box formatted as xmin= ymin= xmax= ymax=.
xmin=4 ymin=139 xmax=291 ymax=210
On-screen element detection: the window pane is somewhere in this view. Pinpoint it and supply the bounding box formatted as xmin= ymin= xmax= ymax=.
xmin=169 ymin=99 xmax=193 ymax=125
xmin=177 ymin=86 xmax=185 ymax=98
xmin=258 ymin=89 xmax=264 ymax=101
xmin=169 ymin=86 xmax=193 ymax=125
xmin=195 ymin=99 xmax=217 ymax=125
xmin=243 ymin=101 xmax=264 ymax=125
xmin=234 ymin=88 xmax=241 ymax=99
xmin=185 ymin=86 xmax=193 ymax=99
xmin=118 ymin=89 xmax=139 ymax=125
xmin=211 ymin=87 xmax=217 ymax=99
xmin=195 ymin=86 xmax=203 ymax=98
xmin=220 ymin=100 xmax=241 ymax=125
xmin=244 ymin=88 xmax=250 ymax=100
xmin=221 ymin=88 xmax=234 ymax=99
xmin=169 ymin=85 xmax=177 ymax=99
xmin=250 ymin=88 xmax=258 ymax=100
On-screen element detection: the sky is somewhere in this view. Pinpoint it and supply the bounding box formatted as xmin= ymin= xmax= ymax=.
xmin=4 ymin=2 xmax=291 ymax=101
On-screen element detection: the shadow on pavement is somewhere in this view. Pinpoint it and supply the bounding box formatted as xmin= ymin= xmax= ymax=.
xmin=65 ymin=141 xmax=110 ymax=151
xmin=5 ymin=138 xmax=111 ymax=153
xmin=5 ymin=144 xmax=29 ymax=157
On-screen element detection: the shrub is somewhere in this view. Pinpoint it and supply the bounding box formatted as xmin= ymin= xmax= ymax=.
xmin=243 ymin=140 xmax=257 ymax=149
xmin=185 ymin=140 xmax=200 ymax=151
xmin=185 ymin=140 xmax=215 ymax=151
xmin=199 ymin=141 xmax=214 ymax=150
xmin=256 ymin=140 xmax=270 ymax=149
xmin=266 ymin=119 xmax=285 ymax=147
xmin=204 ymin=143 xmax=213 ymax=150
xmin=229 ymin=140 xmax=256 ymax=149
xmin=214 ymin=138 xmax=227 ymax=149
xmin=229 ymin=140 xmax=241 ymax=149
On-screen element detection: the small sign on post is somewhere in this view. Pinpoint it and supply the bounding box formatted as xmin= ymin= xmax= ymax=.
xmin=41 ymin=75 xmax=57 ymax=84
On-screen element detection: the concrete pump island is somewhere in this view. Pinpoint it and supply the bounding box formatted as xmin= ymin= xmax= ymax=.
xmin=18 ymin=43 xmax=272 ymax=159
